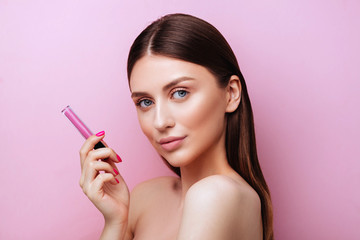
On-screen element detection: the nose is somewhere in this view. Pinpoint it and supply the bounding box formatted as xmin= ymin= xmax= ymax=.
xmin=153 ymin=100 xmax=175 ymax=131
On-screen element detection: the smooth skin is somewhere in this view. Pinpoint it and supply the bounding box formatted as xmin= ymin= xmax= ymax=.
xmin=79 ymin=55 xmax=263 ymax=239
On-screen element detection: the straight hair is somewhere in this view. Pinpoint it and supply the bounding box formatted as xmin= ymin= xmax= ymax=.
xmin=127 ymin=13 xmax=273 ymax=240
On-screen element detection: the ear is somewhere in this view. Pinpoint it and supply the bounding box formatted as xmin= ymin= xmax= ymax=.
xmin=225 ymin=75 xmax=242 ymax=113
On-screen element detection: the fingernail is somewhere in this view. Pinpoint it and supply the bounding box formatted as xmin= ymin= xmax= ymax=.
xmin=116 ymin=154 xmax=122 ymax=162
xmin=113 ymin=168 xmax=119 ymax=175
xmin=115 ymin=178 xmax=119 ymax=184
xmin=96 ymin=131 xmax=105 ymax=137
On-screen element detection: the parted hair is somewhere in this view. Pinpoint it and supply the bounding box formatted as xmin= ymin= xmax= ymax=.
xmin=127 ymin=13 xmax=273 ymax=240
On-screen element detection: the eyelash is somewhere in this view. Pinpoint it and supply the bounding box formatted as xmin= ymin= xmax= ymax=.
xmin=135 ymin=98 xmax=152 ymax=108
xmin=135 ymin=88 xmax=189 ymax=108
xmin=170 ymin=88 xmax=189 ymax=99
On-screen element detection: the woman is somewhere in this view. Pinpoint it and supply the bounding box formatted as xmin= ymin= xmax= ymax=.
xmin=79 ymin=13 xmax=273 ymax=240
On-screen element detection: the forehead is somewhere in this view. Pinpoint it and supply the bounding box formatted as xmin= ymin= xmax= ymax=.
xmin=129 ymin=55 xmax=216 ymax=92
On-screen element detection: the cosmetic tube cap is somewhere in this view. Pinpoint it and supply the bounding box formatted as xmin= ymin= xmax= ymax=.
xmin=61 ymin=105 xmax=93 ymax=139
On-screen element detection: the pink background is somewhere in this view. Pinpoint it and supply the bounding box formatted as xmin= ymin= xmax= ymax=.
xmin=1 ymin=0 xmax=359 ymax=239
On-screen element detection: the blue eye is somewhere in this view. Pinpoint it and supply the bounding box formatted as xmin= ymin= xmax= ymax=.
xmin=173 ymin=90 xmax=188 ymax=99
xmin=138 ymin=99 xmax=153 ymax=108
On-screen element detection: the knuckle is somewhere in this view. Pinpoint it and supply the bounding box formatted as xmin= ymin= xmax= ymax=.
xmin=101 ymin=148 xmax=111 ymax=157
xmin=88 ymin=161 xmax=96 ymax=168
xmin=97 ymin=174 xmax=105 ymax=181
xmin=79 ymin=149 xmax=87 ymax=157
xmin=87 ymin=150 xmax=95 ymax=159
xmin=98 ymin=173 xmax=110 ymax=182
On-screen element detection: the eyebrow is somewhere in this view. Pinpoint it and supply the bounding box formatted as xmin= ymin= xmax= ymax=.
xmin=131 ymin=76 xmax=195 ymax=98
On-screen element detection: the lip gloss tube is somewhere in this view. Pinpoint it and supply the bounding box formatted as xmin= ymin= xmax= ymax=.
xmin=61 ymin=105 xmax=106 ymax=149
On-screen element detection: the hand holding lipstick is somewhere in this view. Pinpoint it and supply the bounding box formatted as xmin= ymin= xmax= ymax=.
xmin=79 ymin=131 xmax=130 ymax=237
xmin=62 ymin=106 xmax=130 ymax=238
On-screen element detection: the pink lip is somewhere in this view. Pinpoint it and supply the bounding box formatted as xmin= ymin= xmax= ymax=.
xmin=158 ymin=136 xmax=186 ymax=151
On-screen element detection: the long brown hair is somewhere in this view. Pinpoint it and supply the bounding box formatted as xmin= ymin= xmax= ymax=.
xmin=127 ymin=13 xmax=273 ymax=240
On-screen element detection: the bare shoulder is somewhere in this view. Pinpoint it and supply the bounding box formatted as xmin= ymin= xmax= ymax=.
xmin=130 ymin=176 xmax=180 ymax=212
xmin=186 ymin=174 xmax=260 ymax=207
xmin=179 ymin=175 xmax=262 ymax=240
xmin=127 ymin=176 xmax=180 ymax=233
xmin=131 ymin=176 xmax=180 ymax=199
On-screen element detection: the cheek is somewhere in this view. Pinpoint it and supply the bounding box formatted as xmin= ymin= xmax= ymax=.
xmin=177 ymin=91 xmax=227 ymax=133
xmin=137 ymin=111 xmax=153 ymax=139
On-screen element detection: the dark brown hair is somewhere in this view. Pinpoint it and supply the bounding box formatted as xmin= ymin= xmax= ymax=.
xmin=127 ymin=13 xmax=273 ymax=240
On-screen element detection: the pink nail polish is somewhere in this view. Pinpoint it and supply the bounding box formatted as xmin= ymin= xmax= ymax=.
xmin=113 ymin=168 xmax=119 ymax=175
xmin=96 ymin=131 xmax=105 ymax=137
xmin=116 ymin=154 xmax=122 ymax=162
xmin=115 ymin=178 xmax=119 ymax=184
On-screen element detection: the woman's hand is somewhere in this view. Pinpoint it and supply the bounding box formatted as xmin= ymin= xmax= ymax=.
xmin=79 ymin=131 xmax=130 ymax=226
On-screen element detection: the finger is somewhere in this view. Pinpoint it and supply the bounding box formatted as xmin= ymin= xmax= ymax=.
xmin=106 ymin=160 xmax=121 ymax=178
xmin=88 ymin=147 xmax=121 ymax=163
xmin=79 ymin=131 xmax=106 ymax=166
xmin=80 ymin=148 xmax=121 ymax=189
xmin=104 ymin=160 xmax=125 ymax=187
xmin=86 ymin=173 xmax=119 ymax=199
xmin=80 ymin=148 xmax=110 ymax=188
xmin=81 ymin=160 xmax=118 ymax=188
xmin=80 ymin=148 xmax=120 ymax=187
xmin=80 ymin=144 xmax=106 ymax=182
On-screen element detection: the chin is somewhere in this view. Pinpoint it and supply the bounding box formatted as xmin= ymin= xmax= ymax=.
xmin=161 ymin=150 xmax=198 ymax=168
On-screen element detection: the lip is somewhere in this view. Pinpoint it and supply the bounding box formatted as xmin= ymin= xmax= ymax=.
xmin=158 ymin=136 xmax=186 ymax=151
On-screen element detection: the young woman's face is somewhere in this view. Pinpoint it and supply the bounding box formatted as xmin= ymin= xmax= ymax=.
xmin=129 ymin=55 xmax=229 ymax=167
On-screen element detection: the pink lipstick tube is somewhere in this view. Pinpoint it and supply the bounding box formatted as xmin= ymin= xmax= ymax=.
xmin=62 ymin=105 xmax=105 ymax=149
